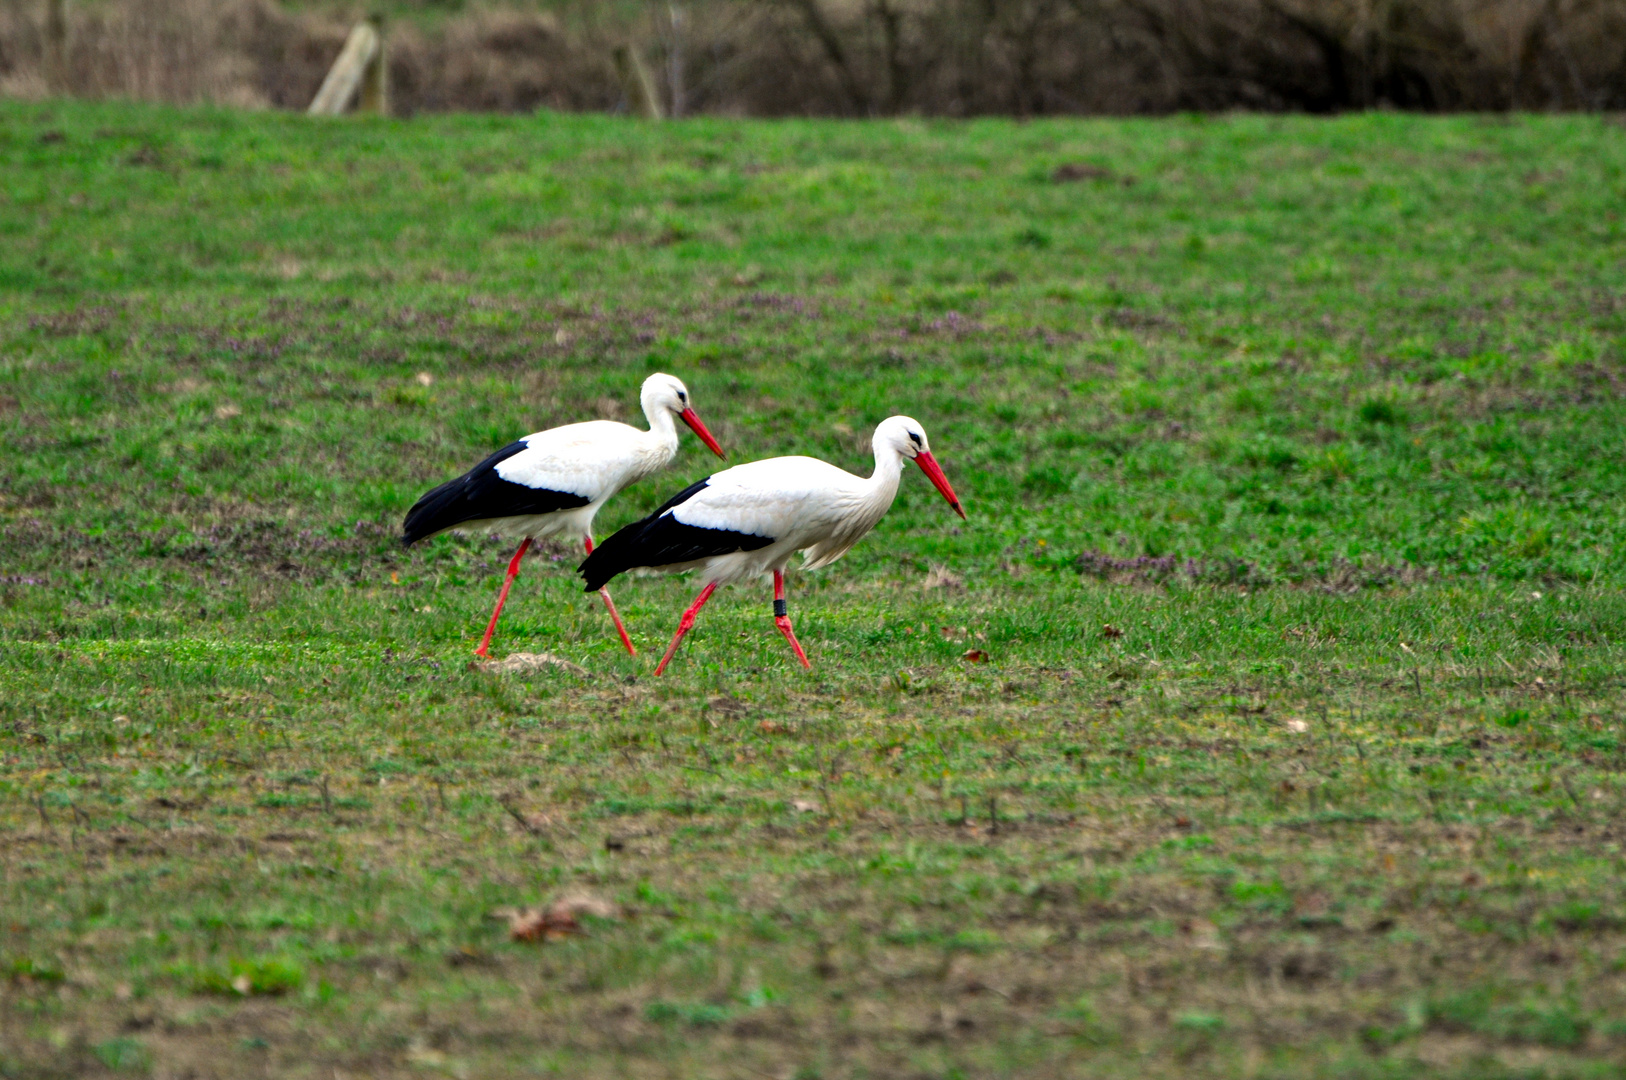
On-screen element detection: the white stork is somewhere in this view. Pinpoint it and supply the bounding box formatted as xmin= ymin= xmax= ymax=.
xmin=402 ymin=373 xmax=725 ymax=657
xmin=578 ymin=415 xmax=964 ymax=674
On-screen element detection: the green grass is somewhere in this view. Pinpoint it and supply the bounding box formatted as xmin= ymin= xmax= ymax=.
xmin=4 ymin=100 xmax=1626 ymax=1078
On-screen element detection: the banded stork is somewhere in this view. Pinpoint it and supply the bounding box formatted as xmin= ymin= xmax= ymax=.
xmin=402 ymin=373 xmax=725 ymax=658
xmin=578 ymin=415 xmax=963 ymax=674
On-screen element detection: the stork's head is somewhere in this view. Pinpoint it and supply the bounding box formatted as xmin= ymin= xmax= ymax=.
xmin=875 ymin=415 xmax=966 ymax=519
xmin=641 ymin=373 xmax=724 ymax=458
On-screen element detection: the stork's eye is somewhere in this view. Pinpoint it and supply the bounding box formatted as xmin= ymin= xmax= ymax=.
xmin=678 ymin=391 xmax=688 ymax=403
xmin=908 ymin=431 xmax=923 ymax=447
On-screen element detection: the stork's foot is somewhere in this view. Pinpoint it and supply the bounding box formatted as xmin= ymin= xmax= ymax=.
xmin=770 ymin=570 xmax=812 ymax=669
xmin=774 ymin=612 xmax=812 ymax=669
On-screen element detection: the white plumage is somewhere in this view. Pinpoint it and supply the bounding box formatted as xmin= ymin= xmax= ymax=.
xmin=649 ymin=455 xmax=899 ymax=583
xmin=460 ymin=418 xmax=694 ymax=541
xmin=580 ymin=416 xmax=964 ymax=673
xmin=403 ymin=373 xmax=724 ymax=657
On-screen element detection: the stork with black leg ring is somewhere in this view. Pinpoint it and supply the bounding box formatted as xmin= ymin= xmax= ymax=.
xmin=579 ymin=416 xmax=964 ymax=674
xmin=401 ymin=373 xmax=725 ymax=657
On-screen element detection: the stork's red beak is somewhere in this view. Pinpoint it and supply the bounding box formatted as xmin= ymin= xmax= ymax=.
xmin=680 ymin=408 xmax=725 ymax=458
xmin=914 ymin=451 xmax=965 ymax=519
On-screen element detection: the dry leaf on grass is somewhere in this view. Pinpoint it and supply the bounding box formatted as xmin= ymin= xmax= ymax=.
xmin=1100 ymin=624 xmax=1124 ymax=639
xmin=1285 ymin=718 xmax=1309 ymax=734
xmin=790 ymin=798 xmax=821 ymax=813
xmin=961 ymin=649 xmax=988 ymax=663
xmin=923 ymin=564 xmax=964 ymax=591
xmin=472 ymin=652 xmax=588 ymax=677
xmin=504 ymin=889 xmax=620 ymax=943
xmin=506 ymin=915 xmax=577 ymax=942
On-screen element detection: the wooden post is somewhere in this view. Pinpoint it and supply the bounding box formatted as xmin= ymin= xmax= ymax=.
xmin=308 ymin=18 xmax=385 ymax=116
xmin=612 ymin=44 xmax=664 ymax=120
xmin=44 ymin=0 xmax=68 ymax=94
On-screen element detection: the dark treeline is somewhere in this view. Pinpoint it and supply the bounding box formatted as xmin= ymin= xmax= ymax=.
xmin=2 ymin=0 xmax=1623 ymax=115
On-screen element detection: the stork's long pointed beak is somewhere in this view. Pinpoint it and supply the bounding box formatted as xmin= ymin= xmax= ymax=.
xmin=679 ymin=408 xmax=725 ymax=458
xmin=914 ymin=451 xmax=966 ymax=519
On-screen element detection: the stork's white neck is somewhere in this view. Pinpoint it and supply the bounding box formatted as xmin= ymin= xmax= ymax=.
xmin=640 ymin=398 xmax=679 ymax=461
xmin=857 ymin=438 xmax=907 ymax=520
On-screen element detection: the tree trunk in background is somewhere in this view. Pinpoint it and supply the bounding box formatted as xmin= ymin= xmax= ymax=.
xmin=789 ymin=0 xmax=873 ymax=113
xmin=44 ymin=0 xmax=68 ymax=93
xmin=875 ymin=0 xmax=907 ymax=112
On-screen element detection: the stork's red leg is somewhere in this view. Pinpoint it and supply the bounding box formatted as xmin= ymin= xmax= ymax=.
xmin=772 ymin=569 xmax=812 ymax=670
xmin=475 ymin=537 xmax=532 ymax=658
xmin=654 ymin=582 xmax=718 ymax=676
xmin=586 ymin=536 xmax=636 ymax=657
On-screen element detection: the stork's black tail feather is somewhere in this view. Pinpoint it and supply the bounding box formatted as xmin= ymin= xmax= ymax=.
xmin=401 ymin=474 xmax=471 ymax=547
xmin=402 ymin=439 xmax=591 ymax=547
xmin=579 ymin=478 xmax=711 ymax=591
xmin=577 ymin=519 xmax=653 ymax=592
xmin=580 ymin=477 xmax=775 ymax=592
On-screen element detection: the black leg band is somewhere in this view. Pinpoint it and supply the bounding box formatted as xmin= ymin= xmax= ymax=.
xmin=773 ymin=599 xmax=787 ymax=617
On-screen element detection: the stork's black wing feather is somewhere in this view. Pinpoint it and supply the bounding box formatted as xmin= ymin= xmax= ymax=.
xmin=402 ymin=440 xmax=591 ymax=546
xmin=578 ymin=478 xmax=775 ymax=592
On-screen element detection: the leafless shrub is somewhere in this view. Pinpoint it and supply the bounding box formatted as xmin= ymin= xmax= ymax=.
xmin=0 ymin=1 xmax=620 ymax=112
xmin=0 ymin=0 xmax=1623 ymax=114
xmin=393 ymin=11 xmax=619 ymax=114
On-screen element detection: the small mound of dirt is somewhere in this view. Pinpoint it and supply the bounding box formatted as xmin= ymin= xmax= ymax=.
xmin=472 ymin=652 xmax=589 ymax=677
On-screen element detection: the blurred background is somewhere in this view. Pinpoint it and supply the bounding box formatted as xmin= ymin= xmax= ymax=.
xmin=1 ymin=0 xmax=1624 ymax=117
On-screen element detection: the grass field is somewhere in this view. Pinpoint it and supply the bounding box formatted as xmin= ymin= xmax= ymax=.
xmin=4 ymin=101 xmax=1626 ymax=1079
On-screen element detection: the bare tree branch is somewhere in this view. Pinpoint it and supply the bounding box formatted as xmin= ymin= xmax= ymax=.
xmin=786 ymin=0 xmax=872 ymax=113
